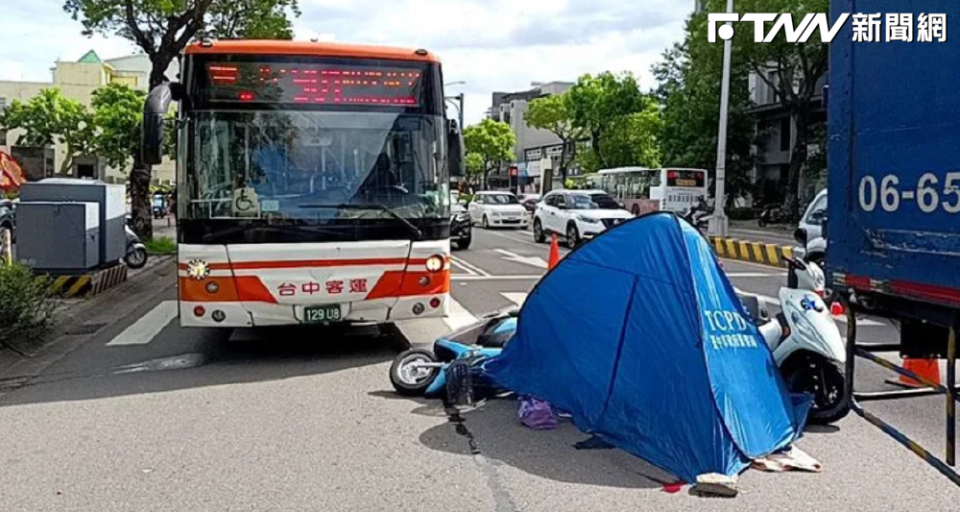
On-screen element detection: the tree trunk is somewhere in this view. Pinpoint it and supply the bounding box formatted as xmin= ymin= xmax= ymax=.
xmin=784 ymin=108 xmax=810 ymax=220
xmin=558 ymin=140 xmax=569 ymax=184
xmin=59 ymin=154 xmax=74 ymax=176
xmin=130 ymin=53 xmax=176 ymax=241
xmin=129 ymin=147 xmax=153 ymax=240
xmin=591 ymin=130 xmax=604 ymax=169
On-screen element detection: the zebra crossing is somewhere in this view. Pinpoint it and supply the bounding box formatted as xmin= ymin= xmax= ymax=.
xmin=102 ymin=293 xmax=531 ymax=347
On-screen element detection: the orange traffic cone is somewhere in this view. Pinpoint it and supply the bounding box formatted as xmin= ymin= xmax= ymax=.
xmin=890 ymin=357 xmax=942 ymax=389
xmin=548 ymin=234 xmax=561 ymax=270
xmin=830 ymin=301 xmax=845 ymax=317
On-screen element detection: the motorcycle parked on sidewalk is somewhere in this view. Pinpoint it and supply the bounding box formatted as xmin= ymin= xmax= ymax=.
xmin=124 ymin=216 xmax=148 ymax=270
xmin=739 ymin=257 xmax=850 ymax=425
xmin=758 ymin=204 xmax=790 ymax=227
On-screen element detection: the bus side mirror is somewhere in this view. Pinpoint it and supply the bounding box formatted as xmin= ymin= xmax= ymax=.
xmin=142 ymin=83 xmax=173 ymax=166
xmin=447 ymin=119 xmax=465 ymax=178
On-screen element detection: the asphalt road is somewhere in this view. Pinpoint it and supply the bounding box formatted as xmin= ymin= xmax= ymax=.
xmin=0 ymin=227 xmax=958 ymax=511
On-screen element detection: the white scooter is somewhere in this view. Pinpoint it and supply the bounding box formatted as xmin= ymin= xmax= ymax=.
xmin=739 ymin=257 xmax=850 ymax=425
xmin=124 ymin=215 xmax=148 ymax=270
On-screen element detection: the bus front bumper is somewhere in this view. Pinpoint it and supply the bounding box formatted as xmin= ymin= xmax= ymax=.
xmin=179 ymin=295 xmax=450 ymax=328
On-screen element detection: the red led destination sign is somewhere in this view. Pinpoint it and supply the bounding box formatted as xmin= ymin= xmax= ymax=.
xmin=205 ymin=62 xmax=423 ymax=106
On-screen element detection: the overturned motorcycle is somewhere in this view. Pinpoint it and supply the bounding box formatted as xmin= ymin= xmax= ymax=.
xmin=389 ymin=308 xmax=517 ymax=399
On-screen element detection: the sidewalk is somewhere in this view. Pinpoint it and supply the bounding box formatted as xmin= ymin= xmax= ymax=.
xmin=728 ymin=220 xmax=797 ymax=246
xmin=152 ymin=216 xmax=177 ymax=239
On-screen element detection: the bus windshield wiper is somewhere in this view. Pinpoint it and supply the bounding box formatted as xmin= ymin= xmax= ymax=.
xmin=298 ymin=203 xmax=423 ymax=240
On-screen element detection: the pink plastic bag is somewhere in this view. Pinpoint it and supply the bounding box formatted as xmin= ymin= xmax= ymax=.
xmin=517 ymin=396 xmax=558 ymax=430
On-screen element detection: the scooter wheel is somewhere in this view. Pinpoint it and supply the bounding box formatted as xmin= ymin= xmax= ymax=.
xmin=783 ymin=354 xmax=851 ymax=425
xmin=390 ymin=349 xmax=440 ymax=396
xmin=125 ymin=247 xmax=148 ymax=270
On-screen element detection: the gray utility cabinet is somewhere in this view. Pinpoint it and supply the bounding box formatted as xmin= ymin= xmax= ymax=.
xmin=20 ymin=179 xmax=126 ymax=266
xmin=17 ymin=202 xmax=100 ymax=271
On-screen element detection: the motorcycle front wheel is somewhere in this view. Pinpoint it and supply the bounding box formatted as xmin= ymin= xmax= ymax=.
xmin=390 ymin=349 xmax=440 ymax=396
xmin=782 ymin=353 xmax=851 ymax=425
xmin=125 ymin=246 xmax=148 ymax=269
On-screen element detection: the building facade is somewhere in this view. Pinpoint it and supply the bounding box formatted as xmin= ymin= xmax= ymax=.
xmin=488 ymin=81 xmax=577 ymax=191
xmin=0 ymin=51 xmax=178 ymax=186
xmin=748 ymin=68 xmax=826 ymax=205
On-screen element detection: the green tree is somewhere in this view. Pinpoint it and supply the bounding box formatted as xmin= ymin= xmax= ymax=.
xmin=652 ymin=15 xmax=757 ymax=203
xmin=63 ymin=0 xmax=300 ymax=238
xmin=566 ymin=72 xmax=646 ymax=170
xmin=465 ymin=152 xmax=484 ymax=184
xmin=524 ymin=93 xmax=583 ymax=183
xmin=0 ymin=88 xmax=97 ymax=174
xmin=208 ymin=0 xmax=301 ymax=39
xmin=91 ymin=83 xmax=147 ymax=171
xmin=463 ymin=119 xmax=515 ymax=190
xmin=709 ymin=0 xmax=830 ymax=216
xmin=594 ymin=97 xmax=663 ymax=170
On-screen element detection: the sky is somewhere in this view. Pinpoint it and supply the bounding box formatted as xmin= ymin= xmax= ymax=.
xmin=1 ymin=1 xmax=694 ymax=125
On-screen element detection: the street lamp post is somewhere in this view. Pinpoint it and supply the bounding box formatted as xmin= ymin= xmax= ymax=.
xmin=444 ymin=82 xmax=466 ymax=130
xmin=709 ymin=0 xmax=734 ymax=238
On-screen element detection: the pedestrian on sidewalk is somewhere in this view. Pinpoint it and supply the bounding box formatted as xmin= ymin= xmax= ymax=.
xmin=168 ymin=187 xmax=177 ymax=221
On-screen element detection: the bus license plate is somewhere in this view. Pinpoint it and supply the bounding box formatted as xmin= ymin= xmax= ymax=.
xmin=304 ymin=305 xmax=342 ymax=323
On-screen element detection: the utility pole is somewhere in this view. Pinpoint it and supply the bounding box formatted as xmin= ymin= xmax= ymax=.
xmin=709 ymin=0 xmax=733 ymax=237
xmin=456 ymin=93 xmax=464 ymax=131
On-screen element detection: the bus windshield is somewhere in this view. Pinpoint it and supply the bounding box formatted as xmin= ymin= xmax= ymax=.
xmin=184 ymin=110 xmax=448 ymax=221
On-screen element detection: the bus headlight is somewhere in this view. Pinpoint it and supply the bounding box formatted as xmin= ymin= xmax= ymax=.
xmin=426 ymin=255 xmax=444 ymax=273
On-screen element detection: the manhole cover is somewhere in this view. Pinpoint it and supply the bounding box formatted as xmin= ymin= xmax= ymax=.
xmin=65 ymin=323 xmax=108 ymax=336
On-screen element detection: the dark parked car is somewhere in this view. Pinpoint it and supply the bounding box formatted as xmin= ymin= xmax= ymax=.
xmin=451 ymin=203 xmax=472 ymax=250
xmin=519 ymin=193 xmax=541 ymax=213
xmin=0 ymin=199 xmax=16 ymax=243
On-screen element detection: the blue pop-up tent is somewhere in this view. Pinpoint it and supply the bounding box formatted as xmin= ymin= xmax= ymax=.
xmin=484 ymin=213 xmax=810 ymax=482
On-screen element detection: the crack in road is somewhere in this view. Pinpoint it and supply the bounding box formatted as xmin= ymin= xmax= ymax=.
xmin=445 ymin=404 xmax=520 ymax=512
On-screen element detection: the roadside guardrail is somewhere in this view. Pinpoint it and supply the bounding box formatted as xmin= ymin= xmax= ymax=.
xmin=708 ymin=236 xmax=794 ymax=268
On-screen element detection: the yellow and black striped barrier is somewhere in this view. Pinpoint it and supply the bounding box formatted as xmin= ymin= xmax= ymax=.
xmin=708 ymin=236 xmax=794 ymax=268
xmin=48 ymin=264 xmax=128 ymax=298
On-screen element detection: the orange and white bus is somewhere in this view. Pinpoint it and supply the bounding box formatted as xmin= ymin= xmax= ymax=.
xmin=141 ymin=40 xmax=462 ymax=328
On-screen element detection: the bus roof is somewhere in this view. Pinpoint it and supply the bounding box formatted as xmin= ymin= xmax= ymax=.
xmin=184 ymin=40 xmax=441 ymax=63
xmin=597 ymin=167 xmax=708 ymax=175
xmin=597 ymin=167 xmax=653 ymax=175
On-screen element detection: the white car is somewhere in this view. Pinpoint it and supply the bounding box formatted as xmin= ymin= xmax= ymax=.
xmin=468 ymin=191 xmax=529 ymax=229
xmin=794 ymin=189 xmax=828 ymax=264
xmin=534 ymin=189 xmax=634 ymax=248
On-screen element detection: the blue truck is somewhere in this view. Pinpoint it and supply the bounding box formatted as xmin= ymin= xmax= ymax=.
xmin=827 ymin=0 xmax=960 ymax=483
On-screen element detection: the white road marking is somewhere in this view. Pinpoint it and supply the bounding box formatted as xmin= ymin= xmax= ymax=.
xmin=493 ymin=249 xmax=549 ymax=269
xmin=482 ymin=229 xmax=547 ymax=248
xmin=452 ymin=275 xmax=543 ymax=281
xmin=501 ymin=292 xmax=528 ymax=307
xmin=726 ymin=272 xmax=786 ymax=278
xmin=450 ymin=256 xmax=478 ymax=276
xmin=106 ymin=300 xmax=178 ymax=346
xmin=444 ymin=297 xmax=479 ymax=331
xmin=450 ymin=255 xmax=490 ymax=276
